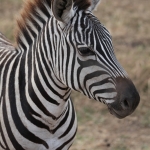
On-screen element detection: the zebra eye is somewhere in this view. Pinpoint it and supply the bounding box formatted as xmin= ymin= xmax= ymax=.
xmin=78 ymin=47 xmax=95 ymax=56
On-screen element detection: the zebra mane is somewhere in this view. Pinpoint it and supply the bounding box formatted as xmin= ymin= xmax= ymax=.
xmin=15 ymin=0 xmax=91 ymax=45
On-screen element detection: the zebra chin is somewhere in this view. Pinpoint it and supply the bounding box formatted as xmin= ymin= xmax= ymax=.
xmin=107 ymin=77 xmax=140 ymax=119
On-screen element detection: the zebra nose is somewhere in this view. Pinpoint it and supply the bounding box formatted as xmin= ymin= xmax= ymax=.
xmin=120 ymin=93 xmax=140 ymax=111
xmin=121 ymin=98 xmax=130 ymax=110
xmin=108 ymin=77 xmax=140 ymax=119
xmin=116 ymin=77 xmax=140 ymax=112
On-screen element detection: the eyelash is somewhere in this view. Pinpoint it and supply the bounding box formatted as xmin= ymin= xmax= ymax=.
xmin=78 ymin=47 xmax=95 ymax=56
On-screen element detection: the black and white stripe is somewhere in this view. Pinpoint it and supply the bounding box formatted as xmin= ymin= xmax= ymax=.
xmin=0 ymin=0 xmax=139 ymax=149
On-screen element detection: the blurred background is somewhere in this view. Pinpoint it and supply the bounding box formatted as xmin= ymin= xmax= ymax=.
xmin=0 ymin=0 xmax=150 ymax=150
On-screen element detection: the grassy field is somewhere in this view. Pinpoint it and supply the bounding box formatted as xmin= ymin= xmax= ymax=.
xmin=0 ymin=0 xmax=150 ymax=150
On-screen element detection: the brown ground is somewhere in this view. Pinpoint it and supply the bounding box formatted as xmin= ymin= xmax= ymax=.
xmin=0 ymin=0 xmax=150 ymax=150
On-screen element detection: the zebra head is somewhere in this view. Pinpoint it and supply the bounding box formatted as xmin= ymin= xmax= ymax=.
xmin=52 ymin=0 xmax=140 ymax=118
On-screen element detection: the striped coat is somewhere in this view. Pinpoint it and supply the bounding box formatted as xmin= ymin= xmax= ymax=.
xmin=0 ymin=0 xmax=140 ymax=149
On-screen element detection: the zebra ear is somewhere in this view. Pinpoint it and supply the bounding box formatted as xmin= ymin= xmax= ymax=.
xmin=88 ymin=0 xmax=101 ymax=11
xmin=52 ymin=0 xmax=74 ymax=23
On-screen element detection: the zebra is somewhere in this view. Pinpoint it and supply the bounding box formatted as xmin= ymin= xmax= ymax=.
xmin=0 ymin=0 xmax=140 ymax=149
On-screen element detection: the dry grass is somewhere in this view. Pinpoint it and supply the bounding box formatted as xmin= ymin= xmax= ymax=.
xmin=0 ymin=0 xmax=150 ymax=150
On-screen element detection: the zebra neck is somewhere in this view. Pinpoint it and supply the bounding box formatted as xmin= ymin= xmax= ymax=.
xmin=14 ymin=0 xmax=73 ymax=126
xmin=16 ymin=34 xmax=72 ymax=129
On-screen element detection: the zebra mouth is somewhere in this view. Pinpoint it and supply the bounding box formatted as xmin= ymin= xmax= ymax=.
xmin=98 ymin=98 xmax=126 ymax=118
xmin=107 ymin=104 xmax=127 ymax=119
xmin=98 ymin=98 xmax=115 ymax=104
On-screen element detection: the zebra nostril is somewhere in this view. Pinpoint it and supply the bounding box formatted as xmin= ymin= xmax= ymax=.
xmin=121 ymin=98 xmax=130 ymax=110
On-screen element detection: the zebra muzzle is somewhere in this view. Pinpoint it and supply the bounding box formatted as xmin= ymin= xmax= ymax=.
xmin=107 ymin=77 xmax=140 ymax=119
